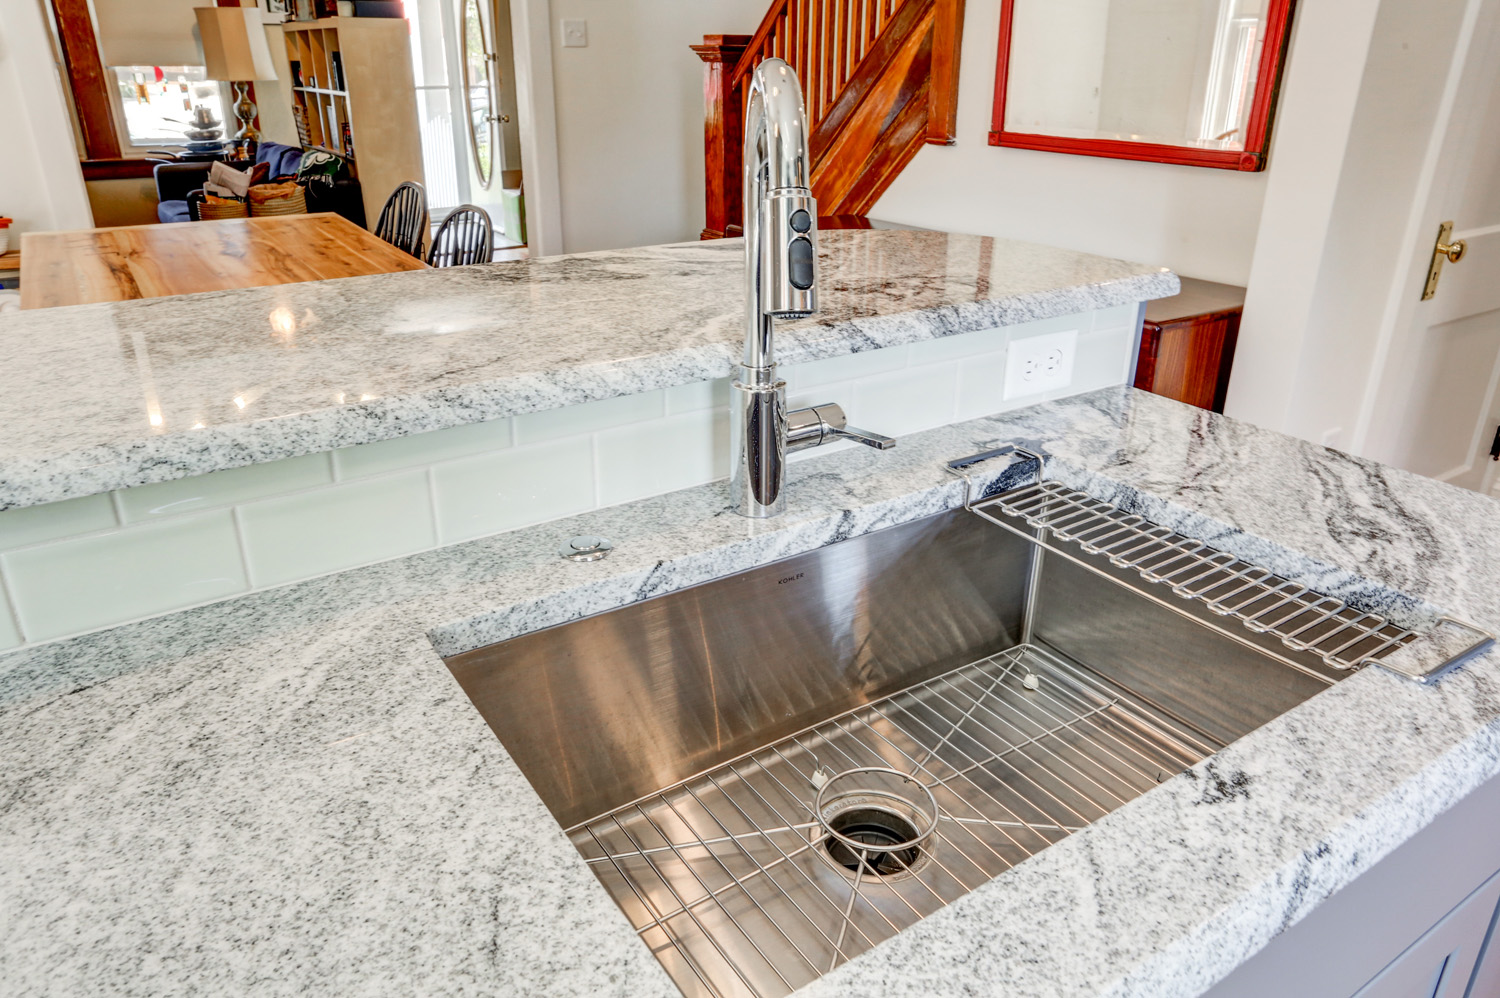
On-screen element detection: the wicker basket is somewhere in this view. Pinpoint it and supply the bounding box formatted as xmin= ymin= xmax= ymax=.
xmin=248 ymin=185 xmax=308 ymax=217
xmin=197 ymin=197 xmax=249 ymax=220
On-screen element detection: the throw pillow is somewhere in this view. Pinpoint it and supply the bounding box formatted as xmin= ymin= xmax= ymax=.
xmin=297 ymin=149 xmax=346 ymax=190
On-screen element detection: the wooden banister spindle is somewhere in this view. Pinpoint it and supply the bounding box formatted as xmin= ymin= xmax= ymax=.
xmin=822 ymin=0 xmax=835 ymax=118
xmin=835 ymin=0 xmax=847 ymax=93
xmin=692 ymin=34 xmax=752 ymax=239
xmin=790 ymin=0 xmax=803 ymax=92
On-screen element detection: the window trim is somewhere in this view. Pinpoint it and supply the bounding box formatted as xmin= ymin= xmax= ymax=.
xmin=47 ymin=0 xmax=121 ymax=160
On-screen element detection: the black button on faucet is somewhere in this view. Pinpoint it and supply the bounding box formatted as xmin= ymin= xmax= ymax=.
xmin=789 ymin=209 xmax=812 ymax=233
xmin=788 ymin=236 xmax=814 ymax=289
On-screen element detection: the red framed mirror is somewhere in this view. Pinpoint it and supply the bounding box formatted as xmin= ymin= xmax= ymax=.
xmin=989 ymin=0 xmax=1297 ymax=171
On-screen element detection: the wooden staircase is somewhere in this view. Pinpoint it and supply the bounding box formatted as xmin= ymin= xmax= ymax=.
xmin=693 ymin=0 xmax=965 ymax=238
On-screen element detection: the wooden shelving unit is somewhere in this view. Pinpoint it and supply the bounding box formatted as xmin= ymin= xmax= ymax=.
xmin=275 ymin=18 xmax=424 ymax=227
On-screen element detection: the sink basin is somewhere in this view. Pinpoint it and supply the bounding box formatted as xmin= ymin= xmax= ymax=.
xmin=444 ymin=498 xmax=1364 ymax=998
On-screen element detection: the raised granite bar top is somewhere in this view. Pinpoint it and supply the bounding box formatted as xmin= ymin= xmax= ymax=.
xmin=3 ymin=386 xmax=1499 ymax=998
xmin=0 ymin=229 xmax=1174 ymax=510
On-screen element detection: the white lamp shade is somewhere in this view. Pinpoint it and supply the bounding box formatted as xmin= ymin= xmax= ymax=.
xmin=195 ymin=7 xmax=279 ymax=81
xmin=94 ymin=0 xmax=205 ymax=66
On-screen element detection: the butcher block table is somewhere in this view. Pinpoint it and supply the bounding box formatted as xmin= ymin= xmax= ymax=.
xmin=20 ymin=213 xmax=427 ymax=309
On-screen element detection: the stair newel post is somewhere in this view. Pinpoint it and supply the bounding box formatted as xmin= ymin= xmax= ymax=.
xmin=692 ymin=34 xmax=752 ymax=239
xmin=927 ymin=0 xmax=965 ymax=145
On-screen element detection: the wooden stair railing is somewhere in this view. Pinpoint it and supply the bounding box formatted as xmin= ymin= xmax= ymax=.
xmin=693 ymin=0 xmax=964 ymax=238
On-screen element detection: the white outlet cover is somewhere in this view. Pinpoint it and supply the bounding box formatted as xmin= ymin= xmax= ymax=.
xmin=1003 ymin=329 xmax=1079 ymax=401
xmin=561 ymin=18 xmax=588 ymax=47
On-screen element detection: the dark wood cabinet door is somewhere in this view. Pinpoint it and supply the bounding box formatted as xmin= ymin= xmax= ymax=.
xmin=1134 ymin=278 xmax=1245 ymax=414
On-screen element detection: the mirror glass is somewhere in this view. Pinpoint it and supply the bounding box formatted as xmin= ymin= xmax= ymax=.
xmin=460 ymin=0 xmax=495 ymax=189
xmin=1004 ymin=0 xmax=1268 ymax=150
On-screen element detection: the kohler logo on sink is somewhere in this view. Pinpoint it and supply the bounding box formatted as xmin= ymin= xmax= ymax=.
xmin=777 ymin=572 xmax=805 ymax=584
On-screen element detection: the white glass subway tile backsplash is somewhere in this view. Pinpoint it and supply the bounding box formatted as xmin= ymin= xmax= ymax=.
xmin=0 ymin=305 xmax=1140 ymax=650
xmin=4 ymin=511 xmax=248 ymax=641
xmin=238 ymin=471 xmax=437 ymax=587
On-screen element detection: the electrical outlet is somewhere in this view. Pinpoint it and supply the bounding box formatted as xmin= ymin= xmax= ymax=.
xmin=561 ymin=18 xmax=588 ymax=47
xmin=1003 ymin=330 xmax=1078 ymax=400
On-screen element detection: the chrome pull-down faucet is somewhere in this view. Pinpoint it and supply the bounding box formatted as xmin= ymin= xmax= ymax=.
xmin=730 ymin=58 xmax=894 ymax=518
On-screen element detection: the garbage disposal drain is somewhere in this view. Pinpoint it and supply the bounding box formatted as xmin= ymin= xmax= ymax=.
xmin=823 ymin=806 xmax=922 ymax=876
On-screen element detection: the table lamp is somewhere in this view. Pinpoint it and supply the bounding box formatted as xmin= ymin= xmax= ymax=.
xmin=196 ymin=6 xmax=279 ymax=146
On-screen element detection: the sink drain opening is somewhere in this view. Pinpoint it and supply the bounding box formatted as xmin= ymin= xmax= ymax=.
xmin=823 ymin=806 xmax=922 ymax=875
xmin=812 ymin=766 xmax=940 ymax=881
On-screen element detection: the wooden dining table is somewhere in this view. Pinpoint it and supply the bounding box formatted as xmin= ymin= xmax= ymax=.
xmin=20 ymin=213 xmax=428 ymax=309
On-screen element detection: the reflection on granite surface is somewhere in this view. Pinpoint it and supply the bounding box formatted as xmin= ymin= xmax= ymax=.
xmin=0 ymin=230 xmax=1174 ymax=509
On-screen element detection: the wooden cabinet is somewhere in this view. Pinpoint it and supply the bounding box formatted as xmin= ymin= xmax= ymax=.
xmin=1134 ymin=277 xmax=1245 ymax=413
xmin=273 ymin=18 xmax=425 ymax=228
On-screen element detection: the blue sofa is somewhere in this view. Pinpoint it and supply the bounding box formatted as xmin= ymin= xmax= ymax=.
xmin=153 ymin=142 xmax=363 ymax=227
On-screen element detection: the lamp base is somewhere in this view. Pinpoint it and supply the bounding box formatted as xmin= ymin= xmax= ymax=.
xmin=232 ymin=81 xmax=261 ymax=142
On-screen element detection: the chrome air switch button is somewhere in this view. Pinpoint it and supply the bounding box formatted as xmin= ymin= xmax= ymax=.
xmin=559 ymin=535 xmax=612 ymax=562
xmin=788 ymin=236 xmax=815 ymax=289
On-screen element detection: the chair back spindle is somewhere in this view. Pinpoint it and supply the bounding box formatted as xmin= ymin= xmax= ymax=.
xmin=374 ymin=181 xmax=429 ymax=259
xmin=427 ymin=205 xmax=495 ymax=268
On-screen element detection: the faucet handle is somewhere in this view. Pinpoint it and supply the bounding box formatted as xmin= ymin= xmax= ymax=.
xmin=786 ymin=402 xmax=896 ymax=452
xmin=832 ymin=424 xmax=896 ymax=450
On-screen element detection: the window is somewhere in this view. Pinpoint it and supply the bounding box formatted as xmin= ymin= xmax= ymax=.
xmin=109 ymin=65 xmax=228 ymax=149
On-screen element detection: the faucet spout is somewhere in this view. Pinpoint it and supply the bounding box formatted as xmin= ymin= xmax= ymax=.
xmin=729 ymin=60 xmax=891 ymax=518
xmin=741 ymin=59 xmax=817 ymax=371
xmin=730 ymin=59 xmax=820 ymax=518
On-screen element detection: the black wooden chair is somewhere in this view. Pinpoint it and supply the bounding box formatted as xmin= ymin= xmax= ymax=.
xmin=374 ymin=181 xmax=429 ymax=259
xmin=427 ymin=205 xmax=495 ymax=268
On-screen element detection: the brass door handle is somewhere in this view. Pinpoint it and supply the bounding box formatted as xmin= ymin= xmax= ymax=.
xmin=1439 ymin=235 xmax=1467 ymax=263
xmin=1423 ymin=220 xmax=1468 ymax=300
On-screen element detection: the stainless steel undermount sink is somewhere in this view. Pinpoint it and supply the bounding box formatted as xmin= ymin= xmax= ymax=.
xmin=444 ymin=470 xmax=1488 ymax=998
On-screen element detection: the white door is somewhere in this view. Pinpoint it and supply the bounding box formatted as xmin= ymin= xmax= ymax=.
xmin=1357 ymin=0 xmax=1500 ymax=492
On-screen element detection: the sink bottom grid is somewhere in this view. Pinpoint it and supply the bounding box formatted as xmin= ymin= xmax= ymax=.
xmin=567 ymin=643 xmax=1224 ymax=998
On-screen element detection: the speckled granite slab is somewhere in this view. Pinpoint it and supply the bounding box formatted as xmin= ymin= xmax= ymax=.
xmin=0 ymin=230 xmax=1175 ymax=510
xmin=4 ymin=387 xmax=1498 ymax=998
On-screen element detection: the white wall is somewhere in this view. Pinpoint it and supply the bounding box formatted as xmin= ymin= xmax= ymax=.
xmin=872 ymin=0 xmax=1267 ymax=285
xmin=544 ymin=0 xmax=764 ymax=253
xmin=0 ymin=0 xmax=91 ymax=237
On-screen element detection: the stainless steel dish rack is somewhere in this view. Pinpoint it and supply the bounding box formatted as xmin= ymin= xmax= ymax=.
xmin=951 ymin=445 xmax=1493 ymax=685
xmin=571 ymin=643 xmax=1214 ymax=998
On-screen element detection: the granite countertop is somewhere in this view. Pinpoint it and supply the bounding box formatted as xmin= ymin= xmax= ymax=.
xmin=3 ymin=386 xmax=1499 ymax=997
xmin=0 ymin=229 xmax=1174 ymax=510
